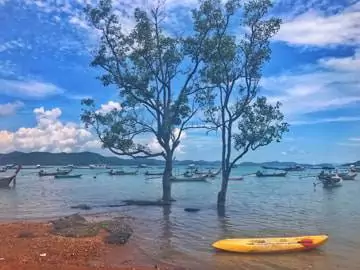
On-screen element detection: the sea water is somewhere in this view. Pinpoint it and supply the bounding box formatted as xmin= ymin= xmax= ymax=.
xmin=0 ymin=166 xmax=359 ymax=269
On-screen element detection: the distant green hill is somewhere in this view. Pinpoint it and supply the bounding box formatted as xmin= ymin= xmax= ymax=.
xmin=0 ymin=151 xmax=338 ymax=167
xmin=343 ymin=161 xmax=360 ymax=166
xmin=0 ymin=151 xmax=159 ymax=166
xmin=0 ymin=151 xmax=220 ymax=166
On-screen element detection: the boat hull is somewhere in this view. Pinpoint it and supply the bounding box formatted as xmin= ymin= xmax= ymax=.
xmin=229 ymin=177 xmax=244 ymax=181
xmin=55 ymin=174 xmax=82 ymax=179
xmin=256 ymin=172 xmax=287 ymax=177
xmin=170 ymin=176 xmax=207 ymax=182
xmin=212 ymin=235 xmax=328 ymax=253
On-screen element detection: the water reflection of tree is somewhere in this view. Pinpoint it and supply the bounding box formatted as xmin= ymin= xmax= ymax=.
xmin=216 ymin=209 xmax=233 ymax=238
xmin=160 ymin=205 xmax=173 ymax=254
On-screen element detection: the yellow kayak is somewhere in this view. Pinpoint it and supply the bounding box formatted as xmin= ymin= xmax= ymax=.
xmin=212 ymin=235 xmax=328 ymax=253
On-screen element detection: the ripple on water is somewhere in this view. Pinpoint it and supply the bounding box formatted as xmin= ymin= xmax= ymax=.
xmin=1 ymin=167 xmax=360 ymax=269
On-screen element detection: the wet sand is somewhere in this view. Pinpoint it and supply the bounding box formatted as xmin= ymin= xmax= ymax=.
xmin=0 ymin=220 xmax=183 ymax=270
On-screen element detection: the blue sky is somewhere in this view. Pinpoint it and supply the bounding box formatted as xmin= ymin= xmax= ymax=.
xmin=0 ymin=0 xmax=359 ymax=164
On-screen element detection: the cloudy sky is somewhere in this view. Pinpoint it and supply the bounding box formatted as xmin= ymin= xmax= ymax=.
xmin=0 ymin=0 xmax=359 ymax=164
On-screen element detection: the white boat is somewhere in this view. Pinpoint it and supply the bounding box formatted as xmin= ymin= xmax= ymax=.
xmin=319 ymin=174 xmax=343 ymax=188
xmin=63 ymin=164 xmax=74 ymax=169
xmin=89 ymin=164 xmax=109 ymax=169
xmin=338 ymin=172 xmax=357 ymax=180
xmin=350 ymin=165 xmax=360 ymax=172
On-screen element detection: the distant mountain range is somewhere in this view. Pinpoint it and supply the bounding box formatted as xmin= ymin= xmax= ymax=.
xmin=343 ymin=161 xmax=360 ymax=167
xmin=0 ymin=151 xmax=340 ymax=167
xmin=0 ymin=151 xmax=218 ymax=166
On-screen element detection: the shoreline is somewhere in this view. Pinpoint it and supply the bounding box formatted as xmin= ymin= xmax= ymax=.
xmin=0 ymin=212 xmax=186 ymax=270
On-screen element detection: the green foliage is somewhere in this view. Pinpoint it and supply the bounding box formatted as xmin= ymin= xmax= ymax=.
xmin=82 ymin=0 xmax=218 ymax=201
xmin=234 ymin=97 xmax=289 ymax=151
xmin=82 ymin=0 xmax=212 ymax=161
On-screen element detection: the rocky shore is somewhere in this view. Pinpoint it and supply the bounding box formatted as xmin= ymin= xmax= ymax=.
xmin=0 ymin=214 xmax=185 ymax=270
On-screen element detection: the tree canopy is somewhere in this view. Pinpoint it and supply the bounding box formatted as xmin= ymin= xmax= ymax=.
xmin=196 ymin=0 xmax=289 ymax=207
xmin=81 ymin=0 xmax=216 ymax=202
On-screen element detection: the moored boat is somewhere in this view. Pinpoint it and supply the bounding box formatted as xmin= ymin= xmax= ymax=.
xmin=55 ymin=174 xmax=82 ymax=179
xmin=206 ymin=168 xmax=221 ymax=178
xmin=5 ymin=164 xmax=17 ymax=170
xmin=144 ymin=171 xmax=163 ymax=176
xmin=170 ymin=175 xmax=207 ymax=182
xmin=89 ymin=164 xmax=109 ymax=169
xmin=350 ymin=165 xmax=360 ymax=172
xmin=318 ymin=172 xmax=343 ymax=188
xmin=212 ymin=235 xmax=328 ymax=253
xmin=229 ymin=176 xmax=244 ymax=181
xmin=183 ymin=171 xmax=193 ymax=177
xmin=262 ymin=165 xmax=304 ymax=171
xmin=338 ymin=172 xmax=357 ymax=180
xmin=39 ymin=169 xmax=72 ymax=177
xmin=108 ymin=169 xmax=138 ymax=176
xmin=256 ymin=171 xmax=287 ymax=177
xmin=0 ymin=165 xmax=21 ymax=188
xmin=187 ymin=164 xmax=196 ymax=170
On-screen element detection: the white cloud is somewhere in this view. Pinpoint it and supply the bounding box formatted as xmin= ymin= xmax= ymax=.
xmin=0 ymin=130 xmax=14 ymax=152
xmin=275 ymin=3 xmax=360 ymax=47
xmin=338 ymin=142 xmax=360 ymax=147
xmin=280 ymin=146 xmax=306 ymax=156
xmin=338 ymin=137 xmax=360 ymax=147
xmin=319 ymin=49 xmax=360 ymax=71
xmin=0 ymin=78 xmax=64 ymax=98
xmin=145 ymin=127 xmax=188 ymax=155
xmin=0 ymin=101 xmax=24 ymax=116
xmin=96 ymin=101 xmax=122 ymax=115
xmin=0 ymin=60 xmax=16 ymax=76
xmin=0 ymin=107 xmax=99 ymax=153
xmin=0 ymin=39 xmax=27 ymax=53
xmin=263 ymin=49 xmax=360 ymax=117
xmin=291 ymin=116 xmax=360 ymax=125
xmin=69 ymin=15 xmax=91 ymax=31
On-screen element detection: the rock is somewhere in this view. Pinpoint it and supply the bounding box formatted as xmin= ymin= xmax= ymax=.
xmin=184 ymin=208 xmax=200 ymax=213
xmin=51 ymin=214 xmax=87 ymax=230
xmin=104 ymin=204 xmax=127 ymax=208
xmin=122 ymin=200 xmax=171 ymax=206
xmin=52 ymin=224 xmax=99 ymax=238
xmin=50 ymin=214 xmax=99 ymax=238
xmin=18 ymin=231 xmax=35 ymax=238
xmin=71 ymin=204 xmax=92 ymax=210
xmin=104 ymin=233 xmax=131 ymax=245
xmin=100 ymin=220 xmax=133 ymax=245
xmin=99 ymin=220 xmax=133 ymax=234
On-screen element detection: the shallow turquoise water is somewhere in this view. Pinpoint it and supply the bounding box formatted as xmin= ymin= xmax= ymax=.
xmin=1 ymin=166 xmax=359 ymax=269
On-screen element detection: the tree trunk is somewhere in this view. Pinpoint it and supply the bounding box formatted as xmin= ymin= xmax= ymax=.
xmin=162 ymin=154 xmax=173 ymax=203
xmin=217 ymin=169 xmax=229 ymax=207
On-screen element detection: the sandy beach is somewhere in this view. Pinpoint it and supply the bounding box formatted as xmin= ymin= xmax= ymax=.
xmin=0 ymin=219 xmax=183 ymax=270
